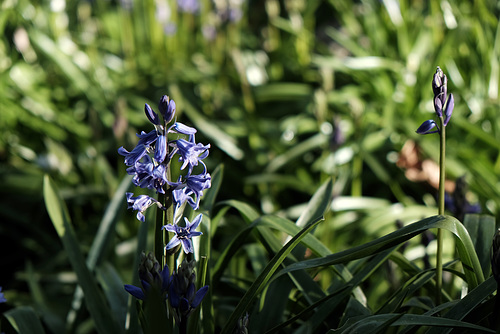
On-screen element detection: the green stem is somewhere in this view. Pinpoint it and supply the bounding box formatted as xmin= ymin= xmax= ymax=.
xmin=436 ymin=116 xmax=446 ymax=305
xmin=155 ymin=193 xmax=166 ymax=267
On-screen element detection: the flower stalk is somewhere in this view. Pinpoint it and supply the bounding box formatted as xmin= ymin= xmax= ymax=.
xmin=118 ymin=94 xmax=211 ymax=331
xmin=416 ymin=67 xmax=454 ymax=305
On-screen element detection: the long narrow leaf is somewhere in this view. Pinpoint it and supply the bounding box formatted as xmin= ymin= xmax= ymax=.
xmin=277 ymin=215 xmax=485 ymax=289
xmin=43 ymin=175 xmax=122 ymax=334
xmin=219 ymin=216 xmax=324 ymax=334
xmin=4 ymin=306 xmax=46 ymax=334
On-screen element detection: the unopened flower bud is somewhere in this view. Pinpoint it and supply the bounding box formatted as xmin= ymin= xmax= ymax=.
xmin=159 ymin=95 xmax=176 ymax=123
xmin=144 ymin=103 xmax=160 ymax=125
xmin=443 ymin=94 xmax=454 ymax=126
xmin=416 ymin=120 xmax=439 ymax=135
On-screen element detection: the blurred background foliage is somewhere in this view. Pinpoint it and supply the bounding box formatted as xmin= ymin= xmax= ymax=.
xmin=2 ymin=0 xmax=500 ymax=332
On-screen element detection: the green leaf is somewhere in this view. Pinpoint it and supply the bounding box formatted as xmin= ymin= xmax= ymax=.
xmin=334 ymin=314 xmax=495 ymax=333
xmin=67 ymin=175 xmax=132 ymax=329
xmin=219 ymin=216 xmax=324 ymax=334
xmin=463 ymin=214 xmax=496 ymax=277
xmin=277 ymin=215 xmax=485 ymax=290
xmin=43 ymin=175 xmax=122 ymax=334
xmin=425 ymin=276 xmax=497 ymax=334
xmin=4 ymin=306 xmax=46 ymax=334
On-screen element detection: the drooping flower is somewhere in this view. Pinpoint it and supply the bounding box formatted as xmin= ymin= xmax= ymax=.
xmin=168 ymin=165 xmax=212 ymax=211
xmin=171 ymin=137 xmax=210 ymax=175
xmin=163 ymin=214 xmax=203 ymax=254
xmin=126 ymin=192 xmax=163 ymax=222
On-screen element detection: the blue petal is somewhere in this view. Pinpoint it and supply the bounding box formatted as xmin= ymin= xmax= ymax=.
xmin=165 ymin=235 xmax=180 ymax=250
xmin=191 ymin=285 xmax=209 ymax=308
xmin=171 ymin=122 xmax=197 ymax=135
xmin=181 ymin=238 xmax=194 ymax=254
xmin=187 ymin=214 xmax=203 ymax=230
xmin=124 ymin=284 xmax=145 ymax=300
xmin=169 ymin=284 xmax=180 ymax=307
xmin=154 ymin=135 xmax=167 ymax=163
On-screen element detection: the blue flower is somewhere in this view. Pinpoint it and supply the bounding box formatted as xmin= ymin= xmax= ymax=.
xmin=0 ymin=287 xmax=6 ymax=303
xmin=163 ymin=214 xmax=203 ymax=254
xmin=169 ymin=166 xmax=211 ymax=211
xmin=172 ymin=137 xmax=210 ymax=174
xmin=169 ymin=122 xmax=197 ymax=137
xmin=119 ymin=94 xmax=211 ymax=222
xmin=126 ymin=192 xmax=162 ymax=222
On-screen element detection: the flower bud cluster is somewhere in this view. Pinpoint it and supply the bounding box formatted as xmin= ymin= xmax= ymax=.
xmin=124 ymin=254 xmax=208 ymax=319
xmin=416 ymin=67 xmax=454 ymax=135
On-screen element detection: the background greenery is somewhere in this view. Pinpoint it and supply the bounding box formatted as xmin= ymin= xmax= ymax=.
xmin=1 ymin=0 xmax=500 ymax=333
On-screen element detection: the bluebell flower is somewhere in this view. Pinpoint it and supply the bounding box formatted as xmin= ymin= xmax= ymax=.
xmin=126 ymin=156 xmax=168 ymax=194
xmin=119 ymin=94 xmax=211 ymax=222
xmin=124 ymin=252 xmax=171 ymax=300
xmin=169 ymin=166 xmax=212 ymax=211
xmin=169 ymin=122 xmax=197 ymax=137
xmin=172 ymin=138 xmax=210 ymax=174
xmin=163 ymin=214 xmax=203 ymax=254
xmin=0 ymin=287 xmax=6 ymax=303
xmin=416 ymin=67 xmax=454 ymax=135
xmin=126 ymin=192 xmax=163 ymax=222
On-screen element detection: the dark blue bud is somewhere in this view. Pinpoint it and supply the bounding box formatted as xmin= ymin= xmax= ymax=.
xmin=159 ymin=95 xmax=175 ymax=123
xmin=443 ymin=94 xmax=454 ymax=126
xmin=145 ymin=103 xmax=160 ymax=125
xmin=416 ymin=120 xmax=439 ymax=135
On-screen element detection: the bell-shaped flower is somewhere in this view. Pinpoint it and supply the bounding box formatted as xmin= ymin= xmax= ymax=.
xmin=172 ymin=138 xmax=210 ymax=175
xmin=168 ymin=166 xmax=211 ymax=210
xmin=170 ymin=122 xmax=197 ymax=137
xmin=154 ymin=134 xmax=167 ymax=163
xmin=125 ymin=192 xmax=161 ymax=222
xmin=163 ymin=214 xmax=203 ymax=254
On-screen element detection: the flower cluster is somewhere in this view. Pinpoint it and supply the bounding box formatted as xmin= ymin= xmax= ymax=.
xmin=118 ymin=95 xmax=211 ymax=253
xmin=124 ymin=253 xmax=208 ymax=320
xmin=416 ymin=67 xmax=454 ymax=135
